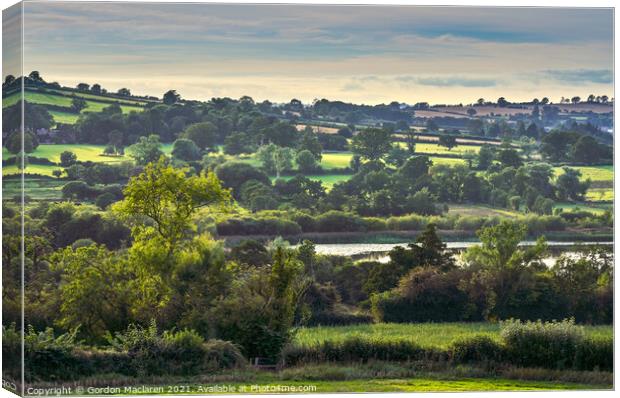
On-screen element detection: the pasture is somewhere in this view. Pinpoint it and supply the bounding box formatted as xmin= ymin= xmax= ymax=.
xmin=272 ymin=174 xmax=351 ymax=189
xmin=2 ymin=90 xmax=144 ymax=122
xmin=585 ymin=188 xmax=614 ymax=202
xmin=553 ymin=165 xmax=613 ymax=183
xmin=398 ymin=142 xmax=481 ymax=155
xmin=2 ymin=178 xmax=65 ymax=201
xmin=293 ymin=322 xmax=612 ymax=350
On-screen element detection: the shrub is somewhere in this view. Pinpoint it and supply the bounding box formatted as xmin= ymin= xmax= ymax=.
xmin=454 ymin=216 xmax=486 ymax=231
xmin=372 ymin=269 xmax=476 ymax=323
xmin=305 ymin=311 xmax=374 ymax=327
xmin=522 ymin=215 xmax=566 ymax=235
xmin=1 ymin=324 xmax=22 ymax=378
xmin=500 ymin=319 xmax=584 ymax=370
xmin=362 ymin=217 xmax=387 ymax=231
xmin=95 ymin=192 xmax=117 ymax=209
xmin=216 ymin=217 xmax=302 ymax=236
xmin=451 ymin=336 xmax=504 ymax=364
xmin=109 ymin=322 xmax=247 ymax=376
xmin=316 ymin=211 xmax=366 ymax=233
xmin=386 ymin=214 xmax=427 ymax=231
xmin=291 ymin=212 xmax=318 ymax=232
xmin=203 ymin=339 xmax=247 ymax=372
xmin=573 ymin=337 xmax=613 ymax=371
xmin=20 ymin=325 xmax=85 ymax=381
xmin=282 ymin=337 xmax=434 ymax=366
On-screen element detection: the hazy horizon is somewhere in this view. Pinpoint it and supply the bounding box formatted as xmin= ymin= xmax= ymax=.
xmin=4 ymin=2 xmax=614 ymax=105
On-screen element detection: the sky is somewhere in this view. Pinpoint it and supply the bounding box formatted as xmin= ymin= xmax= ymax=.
xmin=3 ymin=1 xmax=614 ymax=105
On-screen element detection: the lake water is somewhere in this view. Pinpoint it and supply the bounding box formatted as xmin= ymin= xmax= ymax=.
xmin=303 ymin=241 xmax=613 ymax=265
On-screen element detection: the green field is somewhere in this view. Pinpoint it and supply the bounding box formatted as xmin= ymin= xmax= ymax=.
xmin=48 ymin=89 xmax=151 ymax=105
xmin=398 ymin=142 xmax=481 ymax=155
xmin=135 ymin=376 xmax=609 ymax=393
xmin=321 ymin=152 xmax=353 ymax=169
xmin=553 ymin=165 xmax=613 ymax=183
xmin=272 ymin=174 xmax=351 ymax=189
xmin=553 ymin=202 xmax=612 ymax=215
xmin=2 ymin=164 xmax=60 ymax=177
xmin=3 ymin=90 xmax=144 ymax=122
xmin=48 ymin=110 xmax=80 ymax=124
xmin=2 ymin=178 xmax=65 ymax=200
xmin=585 ymin=188 xmax=614 ymax=202
xmin=293 ymin=322 xmax=612 ymax=350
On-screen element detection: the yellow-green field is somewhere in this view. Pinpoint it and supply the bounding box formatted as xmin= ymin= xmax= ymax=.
xmin=48 ymin=110 xmax=80 ymax=124
xmin=272 ymin=174 xmax=351 ymax=189
xmin=47 ymin=89 xmax=150 ymax=105
xmin=398 ymin=142 xmax=481 ymax=155
xmin=447 ymin=204 xmax=520 ymax=218
xmin=3 ymin=91 xmax=144 ymax=120
xmin=321 ymin=152 xmax=353 ymax=169
xmin=128 ymin=376 xmax=610 ymax=393
xmin=553 ymin=165 xmax=613 ymax=183
xmin=585 ymin=188 xmax=613 ymax=202
xmin=553 ymin=202 xmax=612 ymax=215
xmin=2 ymin=164 xmax=59 ymax=177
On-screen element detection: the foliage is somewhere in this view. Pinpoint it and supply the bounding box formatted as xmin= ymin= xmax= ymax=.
xmin=210 ymin=248 xmax=308 ymax=360
xmin=114 ymin=158 xmax=231 ymax=263
xmin=350 ymin=128 xmax=392 ymax=161
xmin=128 ymin=134 xmax=164 ymax=166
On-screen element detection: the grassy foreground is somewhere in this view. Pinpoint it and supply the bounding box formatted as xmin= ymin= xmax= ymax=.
xmin=38 ymin=366 xmax=611 ymax=394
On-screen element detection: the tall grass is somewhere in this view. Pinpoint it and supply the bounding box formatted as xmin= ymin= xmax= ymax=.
xmin=293 ymin=322 xmax=612 ymax=350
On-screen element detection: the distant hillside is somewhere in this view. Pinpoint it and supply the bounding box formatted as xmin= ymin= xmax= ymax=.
xmin=2 ymin=86 xmax=154 ymax=125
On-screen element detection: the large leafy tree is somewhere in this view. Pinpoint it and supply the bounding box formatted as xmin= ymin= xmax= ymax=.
xmin=464 ymin=220 xmax=546 ymax=270
xmin=350 ymin=128 xmax=392 ymax=161
xmin=50 ymin=244 xmax=136 ymax=341
xmin=127 ymin=134 xmax=163 ymax=166
xmin=257 ymin=144 xmax=295 ymax=178
xmin=114 ymin=158 xmax=231 ymax=268
xmin=181 ymin=122 xmax=218 ymax=151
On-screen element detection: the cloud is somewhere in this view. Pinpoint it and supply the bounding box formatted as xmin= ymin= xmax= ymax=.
xmin=415 ymin=77 xmax=497 ymax=87
xmin=341 ymin=82 xmax=364 ymax=91
xmin=543 ymin=69 xmax=612 ymax=84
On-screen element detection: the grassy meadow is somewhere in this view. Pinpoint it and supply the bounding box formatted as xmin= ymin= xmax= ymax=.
xmin=128 ymin=374 xmax=611 ymax=393
xmin=2 ymin=90 xmax=144 ymax=121
xmin=292 ymin=322 xmax=613 ymax=350
xmin=553 ymin=165 xmax=613 ymax=183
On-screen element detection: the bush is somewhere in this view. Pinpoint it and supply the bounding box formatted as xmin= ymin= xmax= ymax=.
xmin=203 ymin=339 xmax=247 ymax=372
xmin=316 ymin=211 xmax=366 ymax=233
xmin=109 ymin=322 xmax=246 ymax=377
xmin=522 ymin=215 xmax=566 ymax=235
xmin=20 ymin=325 xmax=85 ymax=381
xmin=386 ymin=214 xmax=427 ymax=231
xmin=574 ymin=337 xmax=613 ymax=371
xmin=291 ymin=212 xmax=318 ymax=232
xmin=362 ymin=217 xmax=387 ymax=231
xmin=451 ymin=336 xmax=504 ymax=364
xmin=95 ymin=192 xmax=117 ymax=209
xmin=216 ymin=217 xmax=302 ymax=236
xmin=305 ymin=311 xmax=374 ymax=327
xmin=282 ymin=337 xmax=434 ymax=366
xmin=372 ymin=269 xmax=476 ymax=323
xmin=500 ymin=319 xmax=584 ymax=370
xmin=454 ymin=216 xmax=486 ymax=231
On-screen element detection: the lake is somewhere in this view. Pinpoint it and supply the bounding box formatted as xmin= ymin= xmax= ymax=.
xmin=302 ymin=241 xmax=613 ymax=265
